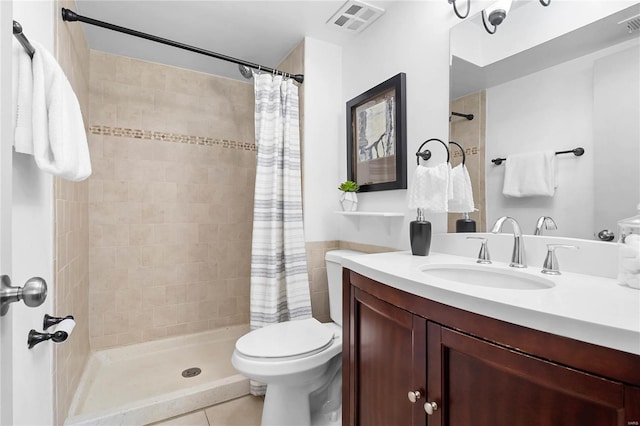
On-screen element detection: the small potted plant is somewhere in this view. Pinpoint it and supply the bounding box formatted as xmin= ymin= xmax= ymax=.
xmin=338 ymin=180 xmax=360 ymax=212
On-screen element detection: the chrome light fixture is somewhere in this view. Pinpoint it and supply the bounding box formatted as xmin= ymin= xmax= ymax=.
xmin=449 ymin=0 xmax=552 ymax=35
xmin=448 ymin=0 xmax=470 ymax=19
xmin=482 ymin=0 xmax=512 ymax=34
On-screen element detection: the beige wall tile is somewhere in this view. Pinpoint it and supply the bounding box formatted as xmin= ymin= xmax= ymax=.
xmin=85 ymin=48 xmax=347 ymax=356
xmin=54 ymin=1 xmax=92 ymax=422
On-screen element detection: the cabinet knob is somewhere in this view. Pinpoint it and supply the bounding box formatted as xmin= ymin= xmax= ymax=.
xmin=424 ymin=401 xmax=438 ymax=415
xmin=407 ymin=390 xmax=422 ymax=403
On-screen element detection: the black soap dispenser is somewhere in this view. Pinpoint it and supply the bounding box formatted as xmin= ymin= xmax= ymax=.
xmin=410 ymin=208 xmax=432 ymax=256
xmin=456 ymin=212 xmax=477 ymax=233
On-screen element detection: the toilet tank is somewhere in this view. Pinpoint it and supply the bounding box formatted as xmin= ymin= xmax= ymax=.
xmin=325 ymin=250 xmax=364 ymax=326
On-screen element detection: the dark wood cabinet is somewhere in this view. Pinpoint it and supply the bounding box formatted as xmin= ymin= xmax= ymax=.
xmin=428 ymin=322 xmax=630 ymax=426
xmin=343 ymin=270 xmax=640 ymax=426
xmin=346 ymin=287 xmax=426 ymax=426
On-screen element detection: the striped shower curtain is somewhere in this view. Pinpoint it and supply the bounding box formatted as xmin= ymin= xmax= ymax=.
xmin=250 ymin=73 xmax=312 ymax=329
xmin=249 ymin=73 xmax=311 ymax=395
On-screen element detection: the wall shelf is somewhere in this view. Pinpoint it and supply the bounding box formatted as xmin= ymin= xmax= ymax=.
xmin=334 ymin=211 xmax=405 ymax=234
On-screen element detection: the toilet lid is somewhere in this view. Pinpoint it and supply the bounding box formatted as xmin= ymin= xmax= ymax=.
xmin=235 ymin=318 xmax=335 ymax=359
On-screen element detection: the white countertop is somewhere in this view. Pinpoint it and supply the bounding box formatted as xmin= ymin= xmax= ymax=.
xmin=342 ymin=251 xmax=640 ymax=356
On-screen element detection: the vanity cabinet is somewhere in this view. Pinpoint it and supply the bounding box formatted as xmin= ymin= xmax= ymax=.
xmin=346 ymin=286 xmax=427 ymax=426
xmin=343 ymin=270 xmax=640 ymax=426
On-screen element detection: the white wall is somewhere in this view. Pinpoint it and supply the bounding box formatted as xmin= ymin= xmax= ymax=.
xmin=303 ymin=37 xmax=343 ymax=242
xmin=485 ymin=50 xmax=594 ymax=239
xmin=10 ymin=2 xmax=55 ymax=425
xmin=310 ymin=0 xmax=636 ymax=248
xmin=485 ymin=38 xmax=639 ymax=240
xmin=452 ymin=0 xmax=637 ymax=67
xmin=338 ymin=1 xmax=457 ymax=249
xmin=593 ymin=43 xmax=640 ymax=233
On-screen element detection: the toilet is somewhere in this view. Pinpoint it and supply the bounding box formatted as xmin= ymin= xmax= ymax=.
xmin=231 ymin=250 xmax=364 ymax=426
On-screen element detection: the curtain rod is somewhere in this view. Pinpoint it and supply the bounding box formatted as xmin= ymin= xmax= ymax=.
xmin=13 ymin=20 xmax=35 ymax=59
xmin=60 ymin=8 xmax=304 ymax=84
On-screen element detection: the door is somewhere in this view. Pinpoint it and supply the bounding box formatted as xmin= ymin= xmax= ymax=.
xmin=2 ymin=2 xmax=55 ymax=425
xmin=347 ymin=287 xmax=426 ymax=426
xmin=428 ymin=323 xmax=628 ymax=426
xmin=1 ymin=2 xmax=15 ymax=423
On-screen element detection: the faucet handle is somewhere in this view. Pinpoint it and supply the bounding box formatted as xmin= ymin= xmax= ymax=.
xmin=542 ymin=244 xmax=579 ymax=275
xmin=466 ymin=237 xmax=491 ymax=264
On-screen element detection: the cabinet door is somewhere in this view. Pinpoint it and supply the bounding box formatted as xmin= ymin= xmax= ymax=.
xmin=427 ymin=323 xmax=628 ymax=426
xmin=347 ymin=288 xmax=427 ymax=426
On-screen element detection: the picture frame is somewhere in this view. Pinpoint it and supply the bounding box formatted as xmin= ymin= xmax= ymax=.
xmin=346 ymin=73 xmax=407 ymax=192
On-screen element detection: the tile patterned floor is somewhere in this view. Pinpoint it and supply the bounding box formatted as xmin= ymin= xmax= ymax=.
xmin=151 ymin=395 xmax=263 ymax=426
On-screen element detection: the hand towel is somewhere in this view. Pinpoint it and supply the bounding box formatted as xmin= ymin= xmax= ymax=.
xmin=12 ymin=40 xmax=34 ymax=154
xmin=408 ymin=163 xmax=451 ymax=212
xmin=31 ymin=41 xmax=91 ymax=181
xmin=502 ymin=151 xmax=556 ymax=197
xmin=448 ymin=163 xmax=475 ymax=213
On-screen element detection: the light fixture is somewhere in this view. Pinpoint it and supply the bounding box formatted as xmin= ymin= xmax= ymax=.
xmin=449 ymin=0 xmax=552 ymax=35
xmin=448 ymin=0 xmax=470 ymax=19
xmin=482 ymin=0 xmax=512 ymax=34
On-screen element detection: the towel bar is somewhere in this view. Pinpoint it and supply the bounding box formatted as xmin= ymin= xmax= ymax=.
xmin=416 ymin=138 xmax=450 ymax=165
xmin=491 ymin=147 xmax=584 ymax=165
xmin=449 ymin=141 xmax=466 ymax=166
xmin=13 ymin=20 xmax=35 ymax=59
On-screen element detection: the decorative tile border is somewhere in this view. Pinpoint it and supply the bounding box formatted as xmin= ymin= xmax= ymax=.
xmin=89 ymin=125 xmax=256 ymax=151
xmin=451 ymin=146 xmax=480 ymax=159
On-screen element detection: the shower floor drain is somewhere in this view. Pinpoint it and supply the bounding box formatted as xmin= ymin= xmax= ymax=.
xmin=181 ymin=367 xmax=202 ymax=378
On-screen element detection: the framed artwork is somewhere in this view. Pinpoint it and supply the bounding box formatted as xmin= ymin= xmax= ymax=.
xmin=346 ymin=73 xmax=407 ymax=192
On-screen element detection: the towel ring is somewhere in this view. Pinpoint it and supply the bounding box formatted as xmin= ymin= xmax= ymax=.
xmin=415 ymin=138 xmax=450 ymax=165
xmin=449 ymin=141 xmax=466 ymax=166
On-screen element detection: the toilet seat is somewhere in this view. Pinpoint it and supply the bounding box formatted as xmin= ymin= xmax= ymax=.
xmin=235 ymin=318 xmax=335 ymax=361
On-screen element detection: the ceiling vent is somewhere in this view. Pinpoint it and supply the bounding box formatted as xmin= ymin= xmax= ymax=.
xmin=618 ymin=14 xmax=640 ymax=34
xmin=327 ymin=0 xmax=385 ymax=34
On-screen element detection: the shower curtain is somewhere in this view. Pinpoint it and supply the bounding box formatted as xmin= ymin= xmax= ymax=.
xmin=250 ymin=72 xmax=311 ymax=329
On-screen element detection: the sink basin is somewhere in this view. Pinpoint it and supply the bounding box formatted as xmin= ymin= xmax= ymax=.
xmin=421 ymin=264 xmax=555 ymax=290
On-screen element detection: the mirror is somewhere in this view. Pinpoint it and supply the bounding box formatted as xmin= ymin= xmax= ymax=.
xmin=450 ymin=1 xmax=640 ymax=240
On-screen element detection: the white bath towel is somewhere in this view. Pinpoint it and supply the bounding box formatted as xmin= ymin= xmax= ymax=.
xmin=448 ymin=163 xmax=475 ymax=213
xmin=31 ymin=41 xmax=91 ymax=181
xmin=502 ymin=151 xmax=556 ymax=197
xmin=12 ymin=39 xmax=34 ymax=154
xmin=408 ymin=163 xmax=451 ymax=212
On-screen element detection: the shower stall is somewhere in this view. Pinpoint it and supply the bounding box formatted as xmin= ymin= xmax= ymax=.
xmin=55 ymin=7 xmax=307 ymax=423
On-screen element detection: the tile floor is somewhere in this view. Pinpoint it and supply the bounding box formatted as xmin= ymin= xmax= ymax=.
xmin=151 ymin=395 xmax=263 ymax=426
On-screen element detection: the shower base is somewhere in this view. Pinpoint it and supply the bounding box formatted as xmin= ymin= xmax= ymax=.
xmin=65 ymin=324 xmax=250 ymax=425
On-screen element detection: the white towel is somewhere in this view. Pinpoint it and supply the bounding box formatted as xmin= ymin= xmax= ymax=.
xmin=408 ymin=163 xmax=451 ymax=213
xmin=12 ymin=40 xmax=34 ymax=154
xmin=448 ymin=163 xmax=475 ymax=213
xmin=502 ymin=151 xmax=556 ymax=197
xmin=31 ymin=41 xmax=91 ymax=181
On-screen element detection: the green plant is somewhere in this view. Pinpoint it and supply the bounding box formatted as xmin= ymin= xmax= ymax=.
xmin=338 ymin=180 xmax=360 ymax=192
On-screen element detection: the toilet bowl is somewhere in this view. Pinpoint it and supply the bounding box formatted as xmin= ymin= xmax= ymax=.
xmin=231 ymin=250 xmax=364 ymax=426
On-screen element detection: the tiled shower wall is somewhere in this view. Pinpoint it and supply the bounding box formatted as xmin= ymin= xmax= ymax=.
xmin=54 ymin=0 xmax=91 ymax=423
xmin=448 ymin=91 xmax=487 ymax=232
xmin=88 ymin=51 xmax=256 ymax=349
xmin=86 ymin=43 xmax=373 ymax=350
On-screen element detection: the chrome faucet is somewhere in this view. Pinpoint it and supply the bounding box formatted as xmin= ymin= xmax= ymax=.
xmin=491 ymin=216 xmax=527 ymax=268
xmin=534 ymin=216 xmax=557 ymax=235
